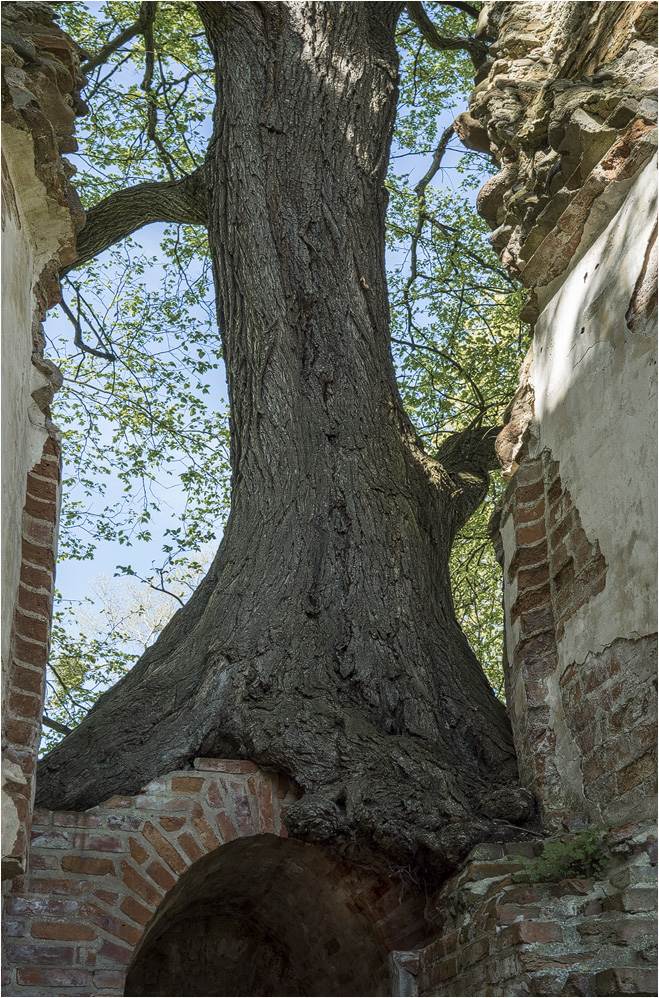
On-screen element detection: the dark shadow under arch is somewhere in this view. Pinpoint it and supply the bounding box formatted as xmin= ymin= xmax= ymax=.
xmin=124 ymin=834 xmax=401 ymax=996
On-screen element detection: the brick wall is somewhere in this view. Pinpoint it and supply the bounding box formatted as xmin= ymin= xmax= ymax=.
xmin=392 ymin=821 xmax=658 ymax=997
xmin=2 ymin=760 xmax=431 ymax=996
xmin=491 ymin=448 xmax=657 ymax=825
xmin=2 ymin=437 xmax=62 ymax=879
xmin=2 ymin=2 xmax=86 ymax=880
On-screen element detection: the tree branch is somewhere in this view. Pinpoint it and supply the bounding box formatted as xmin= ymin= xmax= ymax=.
xmin=81 ymin=1 xmax=158 ymax=75
xmin=437 ymin=1 xmax=480 ymax=17
xmin=62 ymin=168 xmax=208 ymax=275
xmin=42 ymin=715 xmax=73 ymax=736
xmin=436 ymin=425 xmax=502 ymax=538
xmin=406 ymin=1 xmax=488 ymax=67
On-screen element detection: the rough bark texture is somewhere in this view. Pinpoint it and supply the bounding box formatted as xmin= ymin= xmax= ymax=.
xmin=37 ymin=2 xmax=536 ymax=875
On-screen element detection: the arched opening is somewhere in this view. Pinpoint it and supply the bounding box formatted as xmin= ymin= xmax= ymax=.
xmin=124 ymin=834 xmax=401 ymax=996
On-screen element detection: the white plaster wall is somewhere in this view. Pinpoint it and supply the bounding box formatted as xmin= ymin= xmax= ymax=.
xmin=531 ymin=154 xmax=658 ymax=667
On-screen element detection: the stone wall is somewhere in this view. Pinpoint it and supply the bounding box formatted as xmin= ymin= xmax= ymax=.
xmin=392 ymin=821 xmax=657 ymax=996
xmin=464 ymin=1 xmax=657 ymax=826
xmin=2 ymin=760 xmax=431 ymax=997
xmin=1 ymin=2 xmax=86 ymax=879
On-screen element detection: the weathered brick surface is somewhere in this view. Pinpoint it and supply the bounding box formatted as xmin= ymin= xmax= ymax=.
xmin=492 ymin=448 xmax=657 ymax=826
xmin=393 ymin=823 xmax=657 ymax=996
xmin=2 ymin=761 xmax=430 ymax=996
xmin=2 ymin=437 xmax=62 ymax=881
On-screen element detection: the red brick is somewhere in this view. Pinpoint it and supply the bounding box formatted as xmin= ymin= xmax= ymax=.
xmin=24 ymin=492 xmax=57 ymax=523
xmin=595 ymin=967 xmax=657 ymax=995
xmin=194 ymin=758 xmax=258 ymax=773
xmin=517 ymin=520 xmax=547 ymax=545
xmin=23 ymin=515 xmax=55 ymax=547
xmin=518 ymin=607 xmax=555 ymax=636
xmin=190 ymin=804 xmax=220 ymax=851
xmin=30 ymin=828 xmax=70 ymax=848
xmin=13 ymin=634 xmax=48 ymax=666
xmin=95 ymin=888 xmax=119 ymax=906
xmin=516 ymin=499 xmax=545 ymax=524
xmin=495 ymin=903 xmax=541 ymax=925
xmin=515 ymin=460 xmax=544 ymax=487
xmin=18 ymin=584 xmax=52 ymax=618
xmin=511 ymin=584 xmax=551 ymax=623
xmin=53 ymin=811 xmax=102 ymax=827
xmin=83 ymin=903 xmax=142 ymax=946
xmin=101 ymin=794 xmax=133 ymax=808
xmin=5 ymin=897 xmax=80 ymax=917
xmin=547 ymin=476 xmax=562 ymax=505
xmin=171 ymin=776 xmax=205 ymax=792
xmin=120 ymin=861 xmax=163 ymax=907
xmin=146 ymin=859 xmax=177 ymax=890
xmin=12 ymin=664 xmax=44 ymax=698
xmin=99 ymin=938 xmax=133 ymax=965
xmin=42 ymin=436 xmax=60 ymax=458
xmin=73 ymin=832 xmax=123 ymax=852
xmin=14 ymin=609 xmax=49 ymax=644
xmin=142 ymin=821 xmax=188 ymax=874
xmin=514 ymin=921 xmax=563 ymax=944
xmin=120 ymin=895 xmax=155 ymax=926
xmin=4 ymin=942 xmax=75 ymax=965
xmin=160 ymin=815 xmax=186 ymax=831
xmin=129 ymin=836 xmax=149 ymax=864
xmin=94 ymin=969 xmax=126 ymax=988
xmin=26 ymin=473 xmax=58 ymax=501
xmin=9 ymin=689 xmax=42 ymax=720
xmin=509 ymin=539 xmax=548 ymax=581
xmin=30 ymin=457 xmax=59 ymax=481
xmin=17 ymin=968 xmax=88 ymax=987
xmin=134 ymin=793 xmax=191 ymax=810
xmin=27 ymin=877 xmax=88 ymax=896
xmin=516 ymin=564 xmax=550 ymax=590
xmin=216 ymin=809 xmax=239 ymax=842
xmin=32 ymin=922 xmax=97 ymax=941
xmin=603 ymin=887 xmax=658 ymax=913
xmin=517 ymin=480 xmax=545 ymax=504
xmin=61 ymin=855 xmax=115 ymax=876
xmin=177 ymin=831 xmax=204 ymax=862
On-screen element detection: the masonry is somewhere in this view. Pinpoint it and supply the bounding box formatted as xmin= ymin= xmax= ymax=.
xmin=1 ymin=1 xmax=86 ymax=880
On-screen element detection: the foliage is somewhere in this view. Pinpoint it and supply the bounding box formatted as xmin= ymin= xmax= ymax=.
xmin=43 ymin=1 xmax=525 ymax=738
xmin=41 ymin=551 xmax=213 ymax=753
xmin=514 ymin=826 xmax=610 ymax=883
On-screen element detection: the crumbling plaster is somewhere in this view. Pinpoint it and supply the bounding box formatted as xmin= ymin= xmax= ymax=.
xmin=1 ymin=124 xmax=67 ymax=688
xmin=530 ymin=154 xmax=657 ymax=667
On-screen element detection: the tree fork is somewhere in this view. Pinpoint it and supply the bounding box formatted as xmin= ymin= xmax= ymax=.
xmin=37 ymin=2 xmax=536 ymax=874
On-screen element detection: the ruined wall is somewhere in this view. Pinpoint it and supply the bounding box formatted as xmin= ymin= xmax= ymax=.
xmin=2 ymin=760 xmax=431 ymax=996
xmin=462 ymin=0 xmax=658 ymax=825
xmin=1 ymin=2 xmax=86 ymax=879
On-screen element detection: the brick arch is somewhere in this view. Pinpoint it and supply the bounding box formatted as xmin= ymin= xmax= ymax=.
xmin=3 ymin=760 xmax=430 ymax=996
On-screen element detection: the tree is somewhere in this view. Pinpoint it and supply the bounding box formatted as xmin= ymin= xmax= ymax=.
xmin=37 ymin=1 xmax=535 ymax=876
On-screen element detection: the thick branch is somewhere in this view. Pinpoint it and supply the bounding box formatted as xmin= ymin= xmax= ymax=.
xmin=81 ymin=1 xmax=158 ymax=75
xmin=437 ymin=1 xmax=480 ymax=17
xmin=437 ymin=425 xmax=502 ymax=537
xmin=406 ymin=1 xmax=487 ymax=67
xmin=63 ymin=168 xmax=208 ymax=274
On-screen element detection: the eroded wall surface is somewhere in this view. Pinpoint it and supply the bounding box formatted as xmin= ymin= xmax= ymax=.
xmin=465 ymin=0 xmax=658 ymax=827
xmin=1 ymin=1 xmax=86 ymax=879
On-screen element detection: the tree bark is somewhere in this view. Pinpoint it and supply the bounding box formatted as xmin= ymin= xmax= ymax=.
xmin=37 ymin=2 xmax=534 ymax=875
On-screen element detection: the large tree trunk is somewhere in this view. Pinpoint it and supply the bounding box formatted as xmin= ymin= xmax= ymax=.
xmin=37 ymin=2 xmax=534 ymax=874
